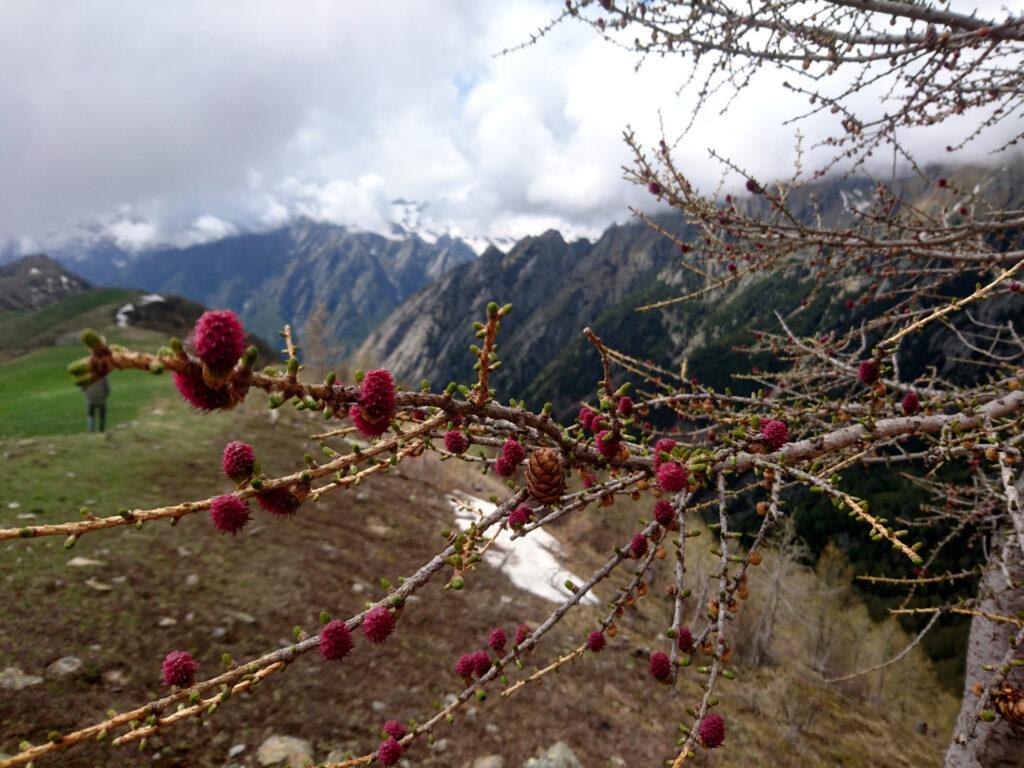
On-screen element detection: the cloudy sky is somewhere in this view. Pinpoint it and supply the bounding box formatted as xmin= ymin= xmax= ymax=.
xmin=0 ymin=0 xmax=1015 ymax=254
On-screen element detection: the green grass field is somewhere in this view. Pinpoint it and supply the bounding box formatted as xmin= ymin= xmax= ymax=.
xmin=0 ymin=343 xmax=174 ymax=438
xmin=0 ymin=396 xmax=232 ymax=542
xmin=0 ymin=287 xmax=187 ymax=438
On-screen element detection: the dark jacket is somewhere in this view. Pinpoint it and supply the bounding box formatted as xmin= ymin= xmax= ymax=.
xmin=83 ymin=377 xmax=110 ymax=406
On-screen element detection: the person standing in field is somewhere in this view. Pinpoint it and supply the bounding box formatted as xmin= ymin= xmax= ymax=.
xmin=83 ymin=375 xmax=110 ymax=433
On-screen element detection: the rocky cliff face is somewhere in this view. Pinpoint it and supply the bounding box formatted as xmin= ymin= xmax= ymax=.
xmin=355 ymin=216 xmax=698 ymax=402
xmin=357 ymin=162 xmax=1023 ymax=416
xmin=354 ymin=207 xmax=798 ymax=415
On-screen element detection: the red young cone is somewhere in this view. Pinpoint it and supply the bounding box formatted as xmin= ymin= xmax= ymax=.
xmin=677 ymin=626 xmax=694 ymax=653
xmin=493 ymin=455 xmax=515 ymax=477
xmin=363 ymin=606 xmax=395 ymax=644
xmin=858 ymin=359 xmax=881 ymax=385
xmin=629 ymin=532 xmax=648 ymax=558
xmin=657 ymin=461 xmax=688 ymax=492
xmin=595 ymin=430 xmax=621 ymax=459
xmin=192 ymin=309 xmax=245 ymax=374
xmin=901 ymin=391 xmax=920 ymax=415
xmin=649 ymin=651 xmax=671 ymax=681
xmin=471 ymin=649 xmax=491 ymax=677
xmin=444 ymin=430 xmax=469 ymax=454
xmin=652 ymin=439 xmax=676 ymax=470
xmin=759 ymin=419 xmax=788 ymax=451
xmin=209 ymin=494 xmax=251 ymax=534
xmin=256 ymin=488 xmax=301 ymax=518
xmin=173 ymin=367 xmax=233 ymax=411
xmin=501 ymin=437 xmax=526 ymax=467
xmin=508 ymin=505 xmax=532 ymax=527
xmin=382 ymin=720 xmax=406 ymax=740
xmin=654 ymin=500 xmax=674 ymax=527
xmin=221 ymin=440 xmax=255 ymax=482
xmin=515 ymin=623 xmax=531 ymax=646
xmin=376 ymin=738 xmax=402 ymax=766
xmin=578 ymin=406 xmax=597 ymax=429
xmin=488 ymin=628 xmax=507 ymax=653
xmin=698 ymin=713 xmax=726 ymax=748
xmin=161 ymin=650 xmax=198 ymax=687
xmin=320 ymin=619 xmax=354 ymax=661
xmin=455 ymin=654 xmax=475 ymax=679
xmin=351 ymin=369 xmax=396 ymax=438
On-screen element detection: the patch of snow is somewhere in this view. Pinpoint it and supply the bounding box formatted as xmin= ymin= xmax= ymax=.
xmin=60 ymin=274 xmax=69 ymax=284
xmin=112 ymin=259 xmax=127 ymax=269
xmin=28 ymin=267 xmax=41 ymax=275
xmin=447 ymin=492 xmax=598 ymax=605
xmin=118 ymin=294 xmax=163 ymax=326
xmin=115 ymin=302 xmax=135 ymax=327
xmin=840 ymin=189 xmax=871 ymax=215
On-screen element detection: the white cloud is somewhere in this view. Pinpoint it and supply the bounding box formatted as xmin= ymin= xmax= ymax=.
xmin=0 ymin=0 xmax=1017 ymax=254
xmin=288 ymin=174 xmax=391 ymax=232
xmin=106 ymin=219 xmax=159 ymax=252
xmin=186 ymin=214 xmax=236 ymax=245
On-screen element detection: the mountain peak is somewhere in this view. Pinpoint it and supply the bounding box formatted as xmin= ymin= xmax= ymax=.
xmin=0 ymin=253 xmax=90 ymax=311
xmin=52 ymin=226 xmax=476 ymax=357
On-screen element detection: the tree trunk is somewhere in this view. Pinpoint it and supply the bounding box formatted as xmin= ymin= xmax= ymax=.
xmin=945 ymin=527 xmax=1024 ymax=767
xmin=745 ymin=519 xmax=796 ymax=666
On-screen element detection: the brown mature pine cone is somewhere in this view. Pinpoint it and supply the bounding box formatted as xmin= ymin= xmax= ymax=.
xmin=526 ymin=448 xmax=565 ymax=505
xmin=994 ymin=684 xmax=1024 ymax=726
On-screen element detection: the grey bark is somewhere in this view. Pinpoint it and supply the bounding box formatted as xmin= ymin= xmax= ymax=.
xmin=945 ymin=481 xmax=1024 ymax=768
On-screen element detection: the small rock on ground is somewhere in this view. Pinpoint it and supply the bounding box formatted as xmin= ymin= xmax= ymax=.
xmin=66 ymin=557 xmax=103 ymax=567
xmin=257 ymin=735 xmax=313 ymax=767
xmin=0 ymin=667 xmax=43 ymax=691
xmin=522 ymin=742 xmax=583 ymax=768
xmin=46 ymin=656 xmax=83 ymax=677
xmin=103 ymin=669 xmax=129 ymax=688
xmin=471 ymin=757 xmax=505 ymax=768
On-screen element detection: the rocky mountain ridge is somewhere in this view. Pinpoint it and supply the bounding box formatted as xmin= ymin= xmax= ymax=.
xmin=356 ymin=162 xmax=1024 ymax=416
xmin=46 ymin=219 xmax=477 ymax=357
xmin=0 ymin=253 xmax=90 ymax=311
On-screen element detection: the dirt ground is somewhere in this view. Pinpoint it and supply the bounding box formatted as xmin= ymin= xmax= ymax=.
xmin=1 ymin=398 xmax=953 ymax=767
